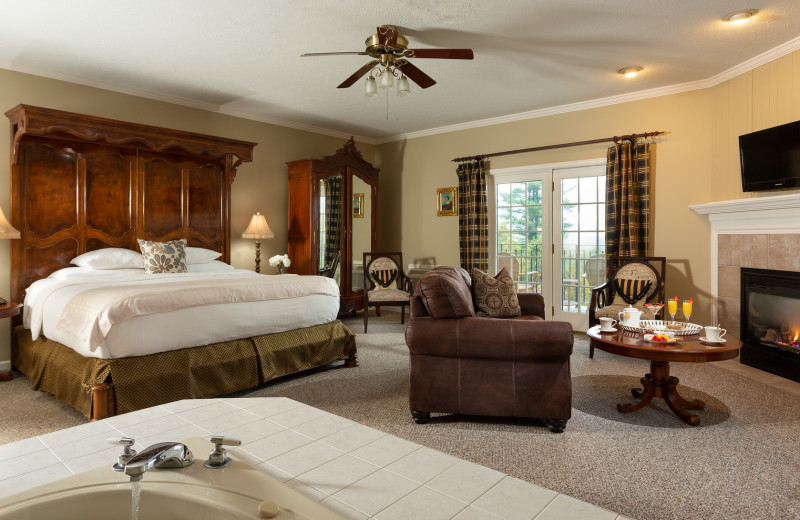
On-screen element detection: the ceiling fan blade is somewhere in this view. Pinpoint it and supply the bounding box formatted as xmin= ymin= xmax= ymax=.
xmin=398 ymin=61 xmax=436 ymax=89
xmin=337 ymin=60 xmax=379 ymax=88
xmin=301 ymin=52 xmax=368 ymax=57
xmin=409 ymin=49 xmax=474 ymax=60
xmin=377 ymin=26 xmax=398 ymax=47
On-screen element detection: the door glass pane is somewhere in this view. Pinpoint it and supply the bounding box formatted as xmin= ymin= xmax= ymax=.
xmin=495 ymin=179 xmax=543 ymax=293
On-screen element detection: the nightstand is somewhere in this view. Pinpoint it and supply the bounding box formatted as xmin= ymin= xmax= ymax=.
xmin=0 ymin=302 xmax=22 ymax=381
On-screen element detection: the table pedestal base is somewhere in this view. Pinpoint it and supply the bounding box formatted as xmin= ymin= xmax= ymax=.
xmin=617 ymin=361 xmax=705 ymax=425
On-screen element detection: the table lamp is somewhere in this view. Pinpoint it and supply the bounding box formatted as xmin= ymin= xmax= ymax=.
xmin=0 ymin=205 xmax=20 ymax=305
xmin=242 ymin=212 xmax=274 ymax=273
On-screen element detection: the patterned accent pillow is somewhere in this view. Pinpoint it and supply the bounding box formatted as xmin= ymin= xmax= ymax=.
xmin=137 ymin=238 xmax=188 ymax=274
xmin=613 ymin=278 xmax=652 ymax=305
xmin=471 ymin=267 xmax=521 ymax=318
xmin=370 ymin=268 xmax=398 ymax=290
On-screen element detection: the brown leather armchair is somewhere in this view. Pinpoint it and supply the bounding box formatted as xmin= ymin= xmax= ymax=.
xmin=404 ymin=266 xmax=573 ymax=433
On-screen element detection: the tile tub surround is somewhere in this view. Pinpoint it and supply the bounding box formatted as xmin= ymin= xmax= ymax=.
xmin=0 ymin=398 xmax=629 ymax=520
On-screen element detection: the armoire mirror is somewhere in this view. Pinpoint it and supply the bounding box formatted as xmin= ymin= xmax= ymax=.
xmin=287 ymin=138 xmax=378 ymax=314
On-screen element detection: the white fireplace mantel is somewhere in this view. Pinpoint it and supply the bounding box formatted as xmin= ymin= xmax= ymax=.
xmin=691 ymin=193 xmax=800 ymax=325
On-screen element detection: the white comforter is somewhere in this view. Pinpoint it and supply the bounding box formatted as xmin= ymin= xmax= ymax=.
xmin=24 ymin=268 xmax=341 ymax=359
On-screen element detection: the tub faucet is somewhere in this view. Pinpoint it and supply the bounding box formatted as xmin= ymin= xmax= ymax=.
xmin=123 ymin=442 xmax=195 ymax=482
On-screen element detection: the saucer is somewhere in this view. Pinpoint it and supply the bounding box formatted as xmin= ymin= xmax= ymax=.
xmin=699 ymin=336 xmax=726 ymax=344
xmin=599 ymin=327 xmax=616 ymax=333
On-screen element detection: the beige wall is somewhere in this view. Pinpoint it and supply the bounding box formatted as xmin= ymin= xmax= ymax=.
xmin=0 ymin=68 xmax=374 ymax=363
xmin=375 ymin=47 xmax=800 ymax=327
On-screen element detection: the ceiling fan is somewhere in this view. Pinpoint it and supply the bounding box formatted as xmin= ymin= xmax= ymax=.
xmin=301 ymin=25 xmax=474 ymax=93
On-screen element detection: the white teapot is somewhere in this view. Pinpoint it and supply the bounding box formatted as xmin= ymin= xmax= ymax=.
xmin=617 ymin=307 xmax=642 ymax=328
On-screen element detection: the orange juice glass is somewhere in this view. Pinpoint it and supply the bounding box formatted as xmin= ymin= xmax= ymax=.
xmin=667 ymin=300 xmax=678 ymax=321
xmin=682 ymin=300 xmax=693 ymax=323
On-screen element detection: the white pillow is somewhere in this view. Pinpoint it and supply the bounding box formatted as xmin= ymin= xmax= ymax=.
xmin=186 ymin=247 xmax=223 ymax=264
xmin=187 ymin=261 xmax=235 ymax=273
xmin=70 ymin=248 xmax=144 ymax=269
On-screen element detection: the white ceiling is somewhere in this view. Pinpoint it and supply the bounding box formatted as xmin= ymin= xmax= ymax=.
xmin=1 ymin=1 xmax=799 ymax=143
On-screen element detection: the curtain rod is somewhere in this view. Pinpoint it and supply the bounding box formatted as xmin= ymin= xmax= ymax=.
xmin=451 ymin=131 xmax=665 ymax=163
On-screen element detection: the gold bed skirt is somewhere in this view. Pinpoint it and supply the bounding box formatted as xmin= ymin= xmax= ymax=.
xmin=12 ymin=321 xmax=357 ymax=418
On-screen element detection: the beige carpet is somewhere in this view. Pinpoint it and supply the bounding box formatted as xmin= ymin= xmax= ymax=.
xmin=3 ymin=313 xmax=800 ymax=520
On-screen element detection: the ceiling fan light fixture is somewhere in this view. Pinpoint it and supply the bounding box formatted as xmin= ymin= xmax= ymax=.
xmin=618 ymin=66 xmax=643 ymax=78
xmin=723 ymin=9 xmax=758 ymax=24
xmin=380 ymin=70 xmax=394 ymax=89
xmin=397 ymin=75 xmax=410 ymax=97
xmin=365 ymin=75 xmax=378 ymax=97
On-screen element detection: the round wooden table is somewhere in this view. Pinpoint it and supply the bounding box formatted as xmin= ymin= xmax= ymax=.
xmin=587 ymin=325 xmax=742 ymax=425
xmin=0 ymin=302 xmax=23 ymax=382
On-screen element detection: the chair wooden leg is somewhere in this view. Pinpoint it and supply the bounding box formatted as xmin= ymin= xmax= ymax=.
xmin=589 ymin=344 xmax=595 ymax=358
xmin=401 ymin=305 xmax=405 ymax=324
xmin=364 ymin=305 xmax=368 ymax=333
xmin=375 ymin=305 xmax=382 ymax=317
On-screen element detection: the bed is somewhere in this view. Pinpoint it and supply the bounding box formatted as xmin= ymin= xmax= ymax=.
xmin=6 ymin=105 xmax=356 ymax=419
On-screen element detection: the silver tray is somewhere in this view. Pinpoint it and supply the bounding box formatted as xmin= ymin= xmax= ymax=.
xmin=621 ymin=320 xmax=702 ymax=336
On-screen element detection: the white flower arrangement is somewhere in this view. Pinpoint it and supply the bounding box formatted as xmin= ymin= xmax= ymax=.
xmin=268 ymin=254 xmax=291 ymax=274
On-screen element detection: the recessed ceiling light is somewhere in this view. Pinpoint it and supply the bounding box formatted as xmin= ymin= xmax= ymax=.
xmin=618 ymin=66 xmax=643 ymax=78
xmin=722 ymin=9 xmax=758 ymax=24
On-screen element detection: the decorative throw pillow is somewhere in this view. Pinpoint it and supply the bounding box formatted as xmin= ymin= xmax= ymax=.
xmin=370 ymin=268 xmax=398 ymax=290
xmin=613 ymin=278 xmax=652 ymax=305
xmin=137 ymin=238 xmax=188 ymax=274
xmin=471 ymin=267 xmax=521 ymax=318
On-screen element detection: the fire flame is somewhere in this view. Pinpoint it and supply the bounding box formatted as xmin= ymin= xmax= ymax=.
xmin=794 ymin=331 xmax=799 ymax=342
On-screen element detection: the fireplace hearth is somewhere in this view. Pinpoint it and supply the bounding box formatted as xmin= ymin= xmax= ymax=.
xmin=741 ymin=268 xmax=800 ymax=383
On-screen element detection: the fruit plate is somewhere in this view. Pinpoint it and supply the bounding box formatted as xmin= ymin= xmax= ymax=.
xmin=642 ymin=333 xmax=679 ymax=343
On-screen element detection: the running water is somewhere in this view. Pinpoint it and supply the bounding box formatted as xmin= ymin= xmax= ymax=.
xmin=131 ymin=481 xmax=141 ymax=520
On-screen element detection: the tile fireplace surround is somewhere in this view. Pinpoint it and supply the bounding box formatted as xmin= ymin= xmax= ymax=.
xmin=690 ymin=192 xmax=800 ymax=336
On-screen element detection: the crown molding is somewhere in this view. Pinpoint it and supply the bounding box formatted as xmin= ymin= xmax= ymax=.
xmin=0 ymin=58 xmax=377 ymax=146
xmin=376 ymin=34 xmax=800 ymax=144
xmin=2 ymin=32 xmax=799 ymax=147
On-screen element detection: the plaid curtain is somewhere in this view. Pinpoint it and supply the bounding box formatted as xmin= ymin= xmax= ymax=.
xmin=605 ymin=141 xmax=651 ymax=257
xmin=457 ymin=159 xmax=489 ymax=272
xmin=323 ymin=176 xmax=342 ymax=266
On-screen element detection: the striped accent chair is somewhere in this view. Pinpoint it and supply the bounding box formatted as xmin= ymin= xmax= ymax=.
xmin=363 ymin=252 xmax=414 ymax=333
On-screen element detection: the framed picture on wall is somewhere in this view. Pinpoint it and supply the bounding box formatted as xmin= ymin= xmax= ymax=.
xmin=436 ymin=187 xmax=458 ymax=216
xmin=353 ymin=193 xmax=364 ymax=218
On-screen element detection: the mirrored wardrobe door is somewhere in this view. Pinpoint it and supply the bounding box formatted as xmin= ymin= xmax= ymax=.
xmin=318 ymin=174 xmax=343 ymax=286
xmin=351 ymin=175 xmax=372 ymax=293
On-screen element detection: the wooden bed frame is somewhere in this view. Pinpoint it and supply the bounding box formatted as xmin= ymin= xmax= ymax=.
xmin=5 ymin=105 xmax=356 ymax=419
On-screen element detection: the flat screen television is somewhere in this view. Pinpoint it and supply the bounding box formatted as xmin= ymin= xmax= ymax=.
xmin=739 ymin=119 xmax=800 ymax=192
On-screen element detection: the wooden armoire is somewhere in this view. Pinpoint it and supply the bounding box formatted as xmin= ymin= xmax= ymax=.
xmin=287 ymin=138 xmax=378 ymax=314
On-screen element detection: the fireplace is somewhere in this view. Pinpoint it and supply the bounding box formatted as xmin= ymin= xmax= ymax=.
xmin=740 ymin=268 xmax=800 ymax=383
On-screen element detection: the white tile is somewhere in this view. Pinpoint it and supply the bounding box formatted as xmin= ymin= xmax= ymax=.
xmin=239 ymin=398 xmax=305 ymax=417
xmin=350 ymin=435 xmax=419 ymax=468
xmin=240 ymin=429 xmax=314 ymax=462
xmin=253 ymin=461 xmax=294 ymax=483
xmin=175 ymin=401 xmax=240 ymax=423
xmin=319 ymin=424 xmax=386 ymax=453
xmin=331 ymin=469 xmax=418 ymax=517
xmin=63 ymin=446 xmax=120 ymax=474
xmin=284 ymin=478 xmax=328 ymax=502
xmin=193 ymin=409 xmax=262 ymax=434
xmin=472 ymin=477 xmax=556 ymax=520
xmin=0 ymin=449 xmax=63 ymax=481
xmin=103 ymin=405 xmax=171 ymax=429
xmin=217 ymin=417 xmax=286 ymax=445
xmin=453 ymin=506 xmax=504 ymax=520
xmin=297 ymin=454 xmax=380 ymax=496
xmin=115 ymin=414 xmax=193 ymax=439
xmin=320 ymin=497 xmax=370 ymax=520
xmin=38 ymin=420 xmax=115 ymax=448
xmin=291 ymin=413 xmax=357 ymax=440
xmin=135 ymin=424 xmax=212 ymax=449
xmin=160 ymin=398 xmax=218 ymax=413
xmin=0 ymin=437 xmax=47 ymax=463
xmin=267 ymin=441 xmax=345 ymax=476
xmin=534 ymin=494 xmax=617 ymax=520
xmin=385 ymin=447 xmax=460 ymax=484
xmin=425 ymin=460 xmax=505 ymax=504
xmin=265 ymin=406 xmax=327 ymax=429
xmin=48 ymin=429 xmax=126 ymax=462
xmin=0 ymin=464 xmax=73 ymax=499
xmin=375 ymin=486 xmax=468 ymax=520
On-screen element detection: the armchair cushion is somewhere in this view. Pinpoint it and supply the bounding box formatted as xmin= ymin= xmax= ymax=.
xmin=471 ymin=267 xmax=521 ymax=318
xmin=613 ymin=278 xmax=652 ymax=306
xmin=417 ymin=266 xmax=475 ymax=319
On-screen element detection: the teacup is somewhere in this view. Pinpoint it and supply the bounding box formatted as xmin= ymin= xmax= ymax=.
xmin=599 ymin=317 xmax=617 ymax=331
xmin=704 ymin=326 xmax=727 ymax=341
xmin=617 ymin=307 xmax=642 ymax=328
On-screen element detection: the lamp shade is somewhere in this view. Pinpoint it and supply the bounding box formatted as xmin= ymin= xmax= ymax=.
xmin=397 ymin=75 xmax=410 ymax=97
xmin=0 ymin=206 xmax=20 ymax=239
xmin=242 ymin=212 xmax=274 ymax=239
xmin=365 ymin=76 xmax=378 ymax=97
xmin=380 ymin=71 xmax=394 ymax=89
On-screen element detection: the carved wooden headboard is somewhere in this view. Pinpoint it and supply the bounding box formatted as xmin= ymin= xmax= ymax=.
xmin=5 ymin=105 xmax=257 ymax=305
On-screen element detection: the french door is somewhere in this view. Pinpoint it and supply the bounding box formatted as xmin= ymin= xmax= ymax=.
xmin=490 ymin=159 xmax=606 ymax=332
